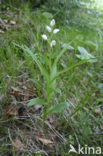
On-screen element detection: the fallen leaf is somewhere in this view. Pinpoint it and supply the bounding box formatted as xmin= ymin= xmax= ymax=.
xmin=8 ymin=91 xmax=20 ymax=97
xmin=8 ymin=108 xmax=18 ymax=116
xmin=36 ymin=136 xmax=54 ymax=147
xmin=8 ymin=86 xmax=21 ymax=97
xmin=4 ymin=104 xmax=19 ymax=116
xmin=13 ymin=139 xmax=24 ymax=150
xmin=11 ymin=86 xmax=21 ymax=92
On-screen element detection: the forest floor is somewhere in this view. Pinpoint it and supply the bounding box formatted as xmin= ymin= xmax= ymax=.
xmin=0 ymin=1 xmax=103 ymax=156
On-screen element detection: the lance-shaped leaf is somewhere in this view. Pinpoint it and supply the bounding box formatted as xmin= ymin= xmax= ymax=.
xmin=27 ymin=98 xmax=45 ymax=107
xmin=13 ymin=43 xmax=50 ymax=82
xmin=44 ymin=102 xmax=70 ymax=116
xmin=50 ymin=59 xmax=89 ymax=84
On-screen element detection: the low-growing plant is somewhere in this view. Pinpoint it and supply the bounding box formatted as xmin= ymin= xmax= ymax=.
xmin=14 ymin=19 xmax=96 ymax=124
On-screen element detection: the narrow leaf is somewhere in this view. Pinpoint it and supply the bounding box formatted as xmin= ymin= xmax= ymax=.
xmin=52 ymin=47 xmax=67 ymax=70
xmin=62 ymin=43 xmax=74 ymax=50
xmin=45 ymin=102 xmax=70 ymax=115
xmin=27 ymin=98 xmax=45 ymax=107
xmin=42 ymin=12 xmax=53 ymax=19
xmin=50 ymin=59 xmax=89 ymax=83
xmin=13 ymin=43 xmax=50 ymax=82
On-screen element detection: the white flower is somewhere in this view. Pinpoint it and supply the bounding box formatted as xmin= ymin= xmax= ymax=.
xmin=42 ymin=34 xmax=47 ymax=40
xmin=50 ymin=40 xmax=56 ymax=47
xmin=53 ymin=28 xmax=60 ymax=34
xmin=50 ymin=19 xmax=55 ymax=27
xmin=46 ymin=25 xmax=52 ymax=32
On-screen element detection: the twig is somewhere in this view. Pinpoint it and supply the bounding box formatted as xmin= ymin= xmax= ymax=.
xmin=8 ymin=128 xmax=14 ymax=145
xmin=0 ymin=94 xmax=5 ymax=102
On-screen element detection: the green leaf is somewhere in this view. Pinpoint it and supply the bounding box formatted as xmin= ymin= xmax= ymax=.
xmin=13 ymin=43 xmax=50 ymax=82
xmin=52 ymin=47 xmax=67 ymax=70
xmin=41 ymin=54 xmax=51 ymax=70
xmin=98 ymin=83 xmax=103 ymax=94
xmin=85 ymin=41 xmax=98 ymax=50
xmin=51 ymin=65 xmax=57 ymax=79
xmin=22 ymin=45 xmax=49 ymax=80
xmin=62 ymin=43 xmax=74 ymax=50
xmin=27 ymin=98 xmax=45 ymax=107
xmin=45 ymin=102 xmax=70 ymax=115
xmin=50 ymin=59 xmax=88 ymax=83
xmin=98 ymin=83 xmax=103 ymax=89
xmin=50 ymin=65 xmax=57 ymax=88
xmin=42 ymin=12 xmax=53 ymax=19
xmin=76 ymin=46 xmax=97 ymax=63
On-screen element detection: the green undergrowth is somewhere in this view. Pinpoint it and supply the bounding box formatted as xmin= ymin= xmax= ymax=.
xmin=0 ymin=2 xmax=103 ymax=155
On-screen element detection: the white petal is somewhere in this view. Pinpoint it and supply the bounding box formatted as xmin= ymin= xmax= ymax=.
xmin=50 ymin=40 xmax=56 ymax=47
xmin=53 ymin=29 xmax=60 ymax=34
xmin=50 ymin=19 xmax=55 ymax=27
xmin=46 ymin=25 xmax=52 ymax=32
xmin=42 ymin=34 xmax=47 ymax=40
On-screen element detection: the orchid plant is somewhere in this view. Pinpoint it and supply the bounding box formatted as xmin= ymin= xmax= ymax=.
xmin=14 ymin=19 xmax=96 ymax=124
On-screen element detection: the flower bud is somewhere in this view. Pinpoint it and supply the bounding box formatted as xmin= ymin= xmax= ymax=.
xmin=53 ymin=29 xmax=60 ymax=34
xmin=46 ymin=25 xmax=52 ymax=32
xmin=50 ymin=40 xmax=56 ymax=47
xmin=42 ymin=34 xmax=47 ymax=40
xmin=50 ymin=19 xmax=55 ymax=27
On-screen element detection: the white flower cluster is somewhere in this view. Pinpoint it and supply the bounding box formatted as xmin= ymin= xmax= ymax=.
xmin=41 ymin=19 xmax=60 ymax=47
